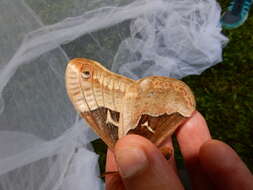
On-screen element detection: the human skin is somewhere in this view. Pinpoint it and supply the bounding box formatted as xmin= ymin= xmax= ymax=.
xmin=105 ymin=111 xmax=253 ymax=190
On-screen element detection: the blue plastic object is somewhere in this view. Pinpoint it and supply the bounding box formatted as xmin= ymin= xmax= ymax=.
xmin=221 ymin=0 xmax=252 ymax=29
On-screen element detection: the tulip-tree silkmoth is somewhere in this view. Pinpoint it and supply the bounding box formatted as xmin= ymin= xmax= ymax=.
xmin=65 ymin=58 xmax=196 ymax=149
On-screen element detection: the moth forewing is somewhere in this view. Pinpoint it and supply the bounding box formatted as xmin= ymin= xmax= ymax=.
xmin=66 ymin=58 xmax=134 ymax=149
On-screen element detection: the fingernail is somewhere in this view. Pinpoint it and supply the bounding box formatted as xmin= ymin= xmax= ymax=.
xmin=115 ymin=147 xmax=148 ymax=178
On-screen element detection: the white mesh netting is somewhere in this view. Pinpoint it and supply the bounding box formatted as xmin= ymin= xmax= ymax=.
xmin=0 ymin=0 xmax=227 ymax=189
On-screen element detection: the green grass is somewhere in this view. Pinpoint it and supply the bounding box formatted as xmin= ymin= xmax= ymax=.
xmin=92 ymin=6 xmax=253 ymax=174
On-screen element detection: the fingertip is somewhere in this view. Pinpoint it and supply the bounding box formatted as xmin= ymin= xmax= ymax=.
xmin=114 ymin=135 xmax=184 ymax=189
xmin=176 ymin=111 xmax=211 ymax=161
xmin=115 ymin=135 xmax=175 ymax=174
xmin=115 ymin=134 xmax=154 ymax=150
xmin=199 ymin=139 xmax=230 ymax=165
xmin=199 ymin=139 xmax=244 ymax=173
xmin=114 ymin=135 xmax=150 ymax=179
xmin=178 ymin=111 xmax=209 ymax=135
xmin=176 ymin=111 xmax=214 ymax=189
xmin=199 ymin=139 xmax=253 ymax=189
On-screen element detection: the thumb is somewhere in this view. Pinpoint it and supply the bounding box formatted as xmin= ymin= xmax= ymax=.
xmin=114 ymin=135 xmax=184 ymax=190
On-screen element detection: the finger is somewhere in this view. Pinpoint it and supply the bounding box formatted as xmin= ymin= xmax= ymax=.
xmin=105 ymin=149 xmax=125 ymax=190
xmin=114 ymin=134 xmax=184 ymax=190
xmin=106 ymin=149 xmax=118 ymax=173
xmin=199 ymin=139 xmax=253 ymax=190
xmin=176 ymin=111 xmax=213 ymax=189
xmin=176 ymin=111 xmax=211 ymax=160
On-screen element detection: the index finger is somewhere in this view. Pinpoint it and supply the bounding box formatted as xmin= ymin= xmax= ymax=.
xmin=176 ymin=111 xmax=213 ymax=189
xmin=176 ymin=111 xmax=211 ymax=159
xmin=105 ymin=149 xmax=125 ymax=190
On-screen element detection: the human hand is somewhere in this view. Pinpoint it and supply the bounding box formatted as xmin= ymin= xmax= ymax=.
xmin=105 ymin=111 xmax=253 ymax=190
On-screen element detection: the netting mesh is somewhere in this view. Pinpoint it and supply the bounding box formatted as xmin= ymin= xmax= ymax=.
xmin=0 ymin=0 xmax=227 ymax=189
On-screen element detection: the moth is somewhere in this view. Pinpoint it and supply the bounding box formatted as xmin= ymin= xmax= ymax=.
xmin=65 ymin=58 xmax=196 ymax=150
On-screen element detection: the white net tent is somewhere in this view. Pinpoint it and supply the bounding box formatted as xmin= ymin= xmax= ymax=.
xmin=0 ymin=0 xmax=227 ymax=189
